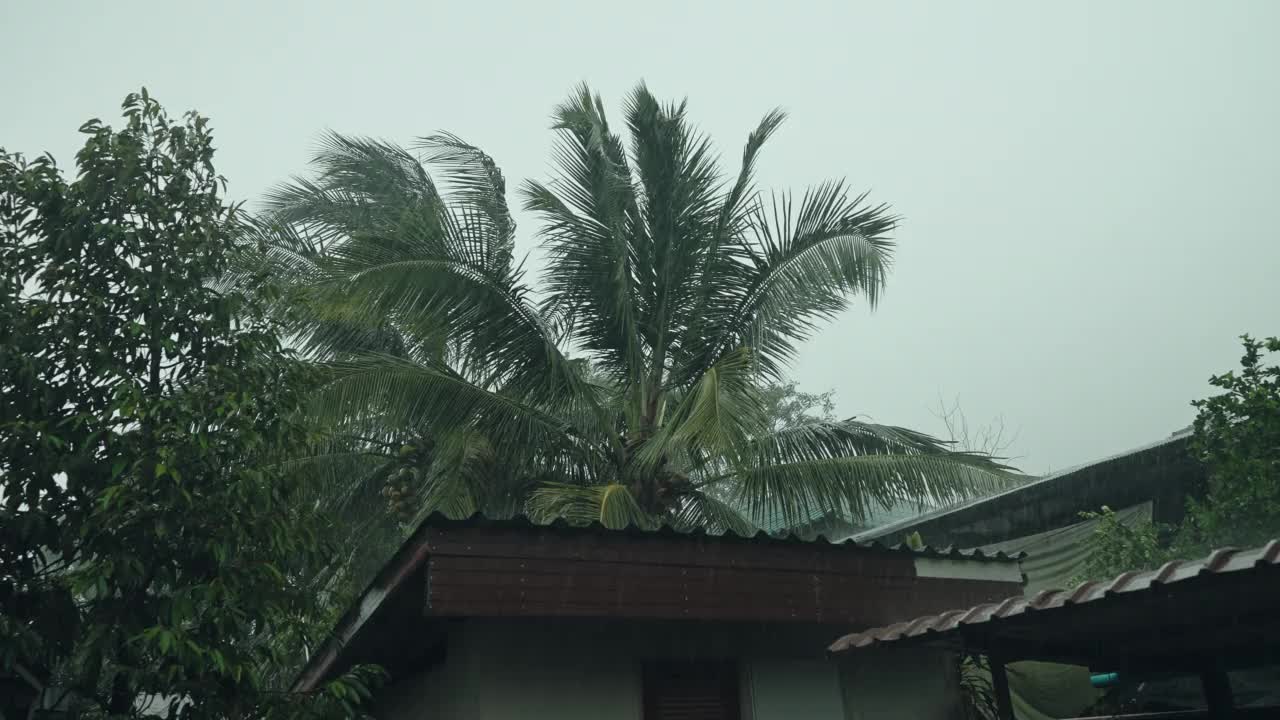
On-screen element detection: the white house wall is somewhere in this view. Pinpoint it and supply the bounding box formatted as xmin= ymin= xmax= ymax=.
xmin=372 ymin=618 xmax=850 ymax=720
xmin=837 ymin=647 xmax=960 ymax=720
xmin=747 ymin=658 xmax=845 ymax=719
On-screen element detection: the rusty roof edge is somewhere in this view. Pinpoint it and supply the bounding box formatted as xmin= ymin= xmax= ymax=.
xmin=828 ymin=537 xmax=1280 ymax=657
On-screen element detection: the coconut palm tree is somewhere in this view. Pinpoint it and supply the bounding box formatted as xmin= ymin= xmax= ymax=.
xmin=242 ymin=83 xmax=1013 ymax=544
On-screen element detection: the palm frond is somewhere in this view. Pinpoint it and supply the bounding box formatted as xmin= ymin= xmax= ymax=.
xmin=522 ymin=84 xmax=645 ymax=392
xmin=715 ymin=108 xmax=787 ymax=243
xmin=415 ymin=132 xmax=515 ymax=272
xmin=253 ymin=132 xmax=585 ymax=409
xmin=280 ymin=447 xmax=397 ymax=510
xmin=674 ymin=109 xmax=787 ymax=387
xmin=526 ymin=483 xmax=658 ymax=530
xmin=408 ymin=430 xmax=501 ymax=522
xmin=688 ymin=184 xmax=898 ymax=383
xmin=637 ymin=346 xmax=765 ymax=474
xmin=621 ymin=84 xmax=722 ymax=385
xmin=310 ymin=354 xmax=574 ymax=461
xmin=267 ymin=131 xmax=440 ymax=221
xmin=669 ymin=490 xmax=757 ymax=536
xmin=422 ymin=428 xmax=555 ymax=521
xmin=728 ymin=419 xmax=1017 ymax=528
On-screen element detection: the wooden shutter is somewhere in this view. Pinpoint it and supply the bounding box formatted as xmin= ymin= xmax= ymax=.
xmin=642 ymin=661 xmax=741 ymax=720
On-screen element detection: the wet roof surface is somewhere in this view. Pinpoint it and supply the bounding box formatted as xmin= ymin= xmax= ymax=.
xmin=852 ymin=430 xmax=1193 ymax=543
xmin=406 ymin=511 xmax=1026 ymax=561
xmin=830 ymin=538 xmax=1280 ymax=655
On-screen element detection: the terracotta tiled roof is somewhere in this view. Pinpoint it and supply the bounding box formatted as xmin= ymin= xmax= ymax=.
xmin=829 ymin=539 xmax=1280 ymax=654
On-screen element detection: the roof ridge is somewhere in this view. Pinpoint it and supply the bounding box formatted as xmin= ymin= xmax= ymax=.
xmin=414 ymin=510 xmax=1025 ymax=562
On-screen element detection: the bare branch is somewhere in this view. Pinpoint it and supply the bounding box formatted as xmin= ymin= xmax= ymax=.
xmin=930 ymin=393 xmax=1022 ymax=460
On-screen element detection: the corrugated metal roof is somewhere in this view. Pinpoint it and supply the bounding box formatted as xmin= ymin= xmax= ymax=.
xmin=407 ymin=511 xmax=1025 ymax=562
xmin=756 ymin=500 xmax=940 ymax=536
xmin=295 ymin=510 xmax=1024 ymax=690
xmin=829 ymin=538 xmax=1280 ymax=654
xmin=851 ymin=429 xmax=1193 ymax=543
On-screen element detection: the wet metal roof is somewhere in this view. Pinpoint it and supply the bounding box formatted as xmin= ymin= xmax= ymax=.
xmin=296 ymin=512 xmax=1025 ymax=690
xmin=852 ymin=429 xmax=1195 ymax=544
xmin=412 ymin=512 xmax=1026 ymax=561
xmin=829 ymin=539 xmax=1280 ymax=670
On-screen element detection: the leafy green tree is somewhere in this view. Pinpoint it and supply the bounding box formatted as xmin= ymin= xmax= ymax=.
xmin=1075 ymin=335 xmax=1280 ymax=583
xmin=760 ymin=382 xmax=837 ymax=431
xmin=1178 ymin=334 xmax=1280 ymax=552
xmin=240 ymin=83 xmax=1013 ymax=554
xmin=1070 ymin=506 xmax=1164 ymax=586
xmin=0 ymin=91 xmax=379 ymax=718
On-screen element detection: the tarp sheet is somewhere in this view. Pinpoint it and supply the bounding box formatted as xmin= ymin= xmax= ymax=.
xmin=975 ymin=504 xmax=1153 ymax=719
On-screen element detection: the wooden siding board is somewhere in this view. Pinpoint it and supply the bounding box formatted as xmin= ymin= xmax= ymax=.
xmin=425 ymin=554 xmax=1015 ymax=624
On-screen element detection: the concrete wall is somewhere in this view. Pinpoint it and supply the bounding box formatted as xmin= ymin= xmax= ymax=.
xmin=748 ymin=658 xmax=845 ymax=719
xmin=374 ymin=618 xmax=851 ymax=720
xmin=837 ymin=648 xmax=961 ymax=720
xmin=375 ymin=621 xmax=640 ymax=719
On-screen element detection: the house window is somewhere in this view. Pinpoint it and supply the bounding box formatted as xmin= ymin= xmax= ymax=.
xmin=642 ymin=661 xmax=742 ymax=720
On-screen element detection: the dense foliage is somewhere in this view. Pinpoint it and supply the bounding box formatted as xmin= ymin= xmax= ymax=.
xmin=1071 ymin=506 xmax=1164 ymax=586
xmin=1179 ymin=334 xmax=1280 ymax=551
xmin=0 ymin=92 xmax=379 ymax=719
xmin=1076 ymin=335 xmax=1280 ymax=582
xmin=760 ymin=381 xmax=837 ymax=431
xmin=238 ymin=83 xmax=1014 ymax=582
xmin=958 ymin=653 xmax=1000 ymax=720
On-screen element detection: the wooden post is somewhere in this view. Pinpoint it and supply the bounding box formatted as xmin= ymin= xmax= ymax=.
xmin=989 ymin=654 xmax=1015 ymax=720
xmin=1201 ymin=667 xmax=1234 ymax=718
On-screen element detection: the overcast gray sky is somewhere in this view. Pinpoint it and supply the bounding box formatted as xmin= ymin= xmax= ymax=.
xmin=4 ymin=0 xmax=1277 ymax=474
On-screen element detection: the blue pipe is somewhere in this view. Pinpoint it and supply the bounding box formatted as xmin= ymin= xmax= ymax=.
xmin=1090 ymin=672 xmax=1120 ymax=688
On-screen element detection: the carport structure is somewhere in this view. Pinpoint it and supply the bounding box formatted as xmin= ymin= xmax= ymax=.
xmin=830 ymin=540 xmax=1280 ymax=719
